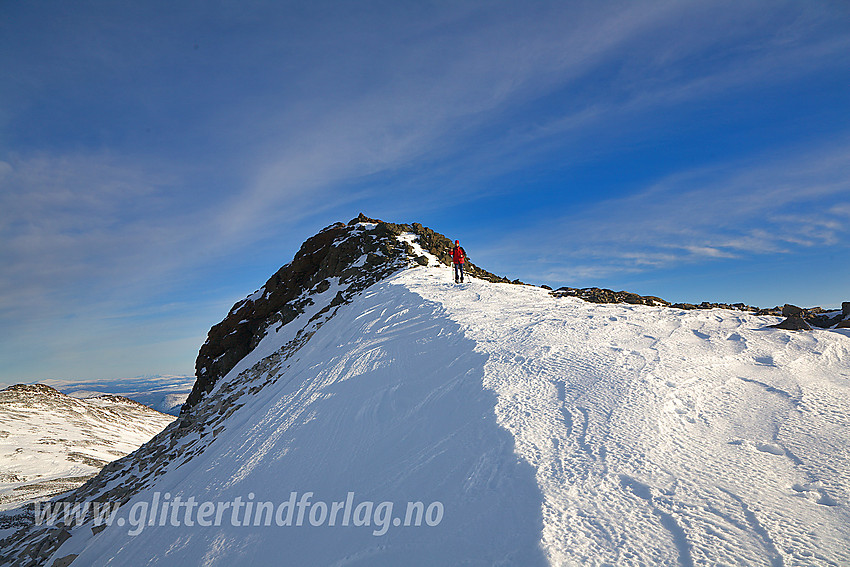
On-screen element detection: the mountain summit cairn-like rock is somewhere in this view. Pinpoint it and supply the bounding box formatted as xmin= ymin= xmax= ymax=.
xmin=771 ymin=304 xmax=813 ymax=330
xmin=837 ymin=302 xmax=850 ymax=329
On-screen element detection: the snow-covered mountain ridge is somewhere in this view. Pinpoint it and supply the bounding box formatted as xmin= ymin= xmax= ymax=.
xmin=186 ymin=213 xmax=506 ymax=412
xmin=2 ymin=217 xmax=848 ymax=566
xmin=550 ymin=286 xmax=850 ymax=329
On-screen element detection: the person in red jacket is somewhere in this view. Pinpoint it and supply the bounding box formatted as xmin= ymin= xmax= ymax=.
xmin=451 ymin=240 xmax=466 ymax=283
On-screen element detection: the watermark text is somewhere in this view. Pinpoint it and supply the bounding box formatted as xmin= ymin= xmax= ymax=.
xmin=35 ymin=492 xmax=444 ymax=537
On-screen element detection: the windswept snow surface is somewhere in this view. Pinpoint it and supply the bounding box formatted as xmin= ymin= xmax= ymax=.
xmin=50 ymin=267 xmax=849 ymax=566
xmin=401 ymin=269 xmax=850 ymax=566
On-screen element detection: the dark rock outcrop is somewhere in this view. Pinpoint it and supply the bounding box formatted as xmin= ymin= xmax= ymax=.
xmin=772 ymin=317 xmax=813 ymax=330
xmin=550 ymin=288 xmax=846 ymax=331
xmin=777 ymin=318 xmax=814 ymax=330
xmin=187 ymin=217 xmax=395 ymax=410
xmin=770 ymin=304 xmax=813 ymax=330
xmin=782 ymin=304 xmax=804 ymax=318
xmin=671 ymin=301 xmax=758 ymax=312
xmin=836 ymin=302 xmax=850 ymax=329
xmin=802 ymin=305 xmax=849 ymax=329
xmin=551 ymin=286 xmax=669 ymax=307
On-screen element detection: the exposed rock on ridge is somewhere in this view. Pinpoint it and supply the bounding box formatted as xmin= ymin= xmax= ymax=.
xmin=551 ymin=287 xmax=669 ymax=307
xmin=551 ymin=287 xmax=848 ymax=330
xmin=770 ymin=304 xmax=812 ymax=330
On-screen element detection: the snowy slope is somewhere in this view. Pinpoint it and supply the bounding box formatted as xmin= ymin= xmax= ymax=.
xmin=0 ymin=385 xmax=175 ymax=511
xmin=3 ymin=229 xmax=849 ymax=565
xmin=402 ymin=268 xmax=850 ymax=566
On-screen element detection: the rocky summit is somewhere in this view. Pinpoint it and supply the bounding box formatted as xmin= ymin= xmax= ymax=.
xmin=186 ymin=214 xmax=508 ymax=412
xmin=186 ymin=212 xmax=847 ymax=413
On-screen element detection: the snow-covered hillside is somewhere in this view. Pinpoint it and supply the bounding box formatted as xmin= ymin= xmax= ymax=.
xmin=3 ymin=221 xmax=848 ymax=566
xmin=0 ymin=385 xmax=175 ymax=512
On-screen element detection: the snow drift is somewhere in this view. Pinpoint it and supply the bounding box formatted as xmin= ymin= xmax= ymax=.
xmin=2 ymin=218 xmax=848 ymax=566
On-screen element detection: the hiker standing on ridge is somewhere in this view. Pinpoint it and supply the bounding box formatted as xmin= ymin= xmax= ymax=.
xmin=451 ymin=240 xmax=466 ymax=284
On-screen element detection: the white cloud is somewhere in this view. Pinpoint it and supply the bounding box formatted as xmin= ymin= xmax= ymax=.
xmin=497 ymin=143 xmax=850 ymax=282
xmin=829 ymin=202 xmax=850 ymax=217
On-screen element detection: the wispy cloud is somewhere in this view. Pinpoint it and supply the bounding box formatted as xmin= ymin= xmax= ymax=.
xmin=0 ymin=154 xmax=208 ymax=318
xmin=210 ymin=0 xmax=845 ymax=231
xmin=496 ymin=143 xmax=850 ymax=284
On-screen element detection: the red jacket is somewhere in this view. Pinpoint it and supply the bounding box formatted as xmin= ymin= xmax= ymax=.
xmin=451 ymin=246 xmax=466 ymax=264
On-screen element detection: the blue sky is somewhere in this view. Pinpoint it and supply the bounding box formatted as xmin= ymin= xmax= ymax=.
xmin=1 ymin=0 xmax=848 ymax=386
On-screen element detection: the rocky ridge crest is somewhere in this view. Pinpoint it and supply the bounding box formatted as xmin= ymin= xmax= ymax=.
xmin=186 ymin=213 xmax=507 ymax=412
xmin=551 ymin=287 xmax=849 ymax=330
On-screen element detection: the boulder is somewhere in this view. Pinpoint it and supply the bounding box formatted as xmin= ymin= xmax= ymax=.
xmin=782 ymin=304 xmax=804 ymax=317
xmin=771 ymin=316 xmax=812 ymax=331
xmin=52 ymin=554 xmax=79 ymax=567
xmin=843 ymin=302 xmax=850 ymax=317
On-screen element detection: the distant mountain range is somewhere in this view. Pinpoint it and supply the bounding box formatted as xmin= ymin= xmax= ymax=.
xmin=41 ymin=375 xmax=195 ymax=416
